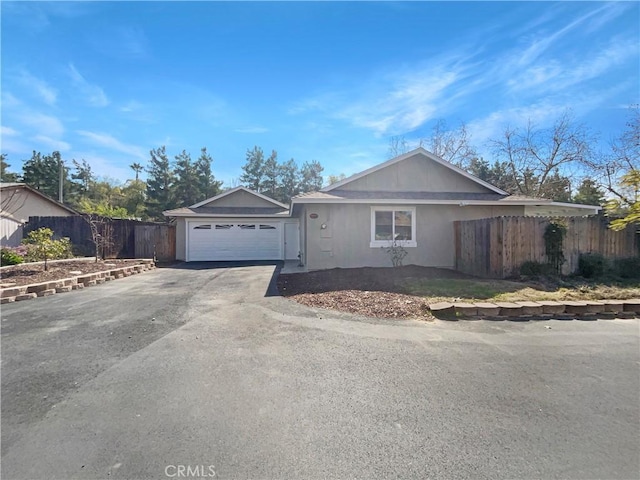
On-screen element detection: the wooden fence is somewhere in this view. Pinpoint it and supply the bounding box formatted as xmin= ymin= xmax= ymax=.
xmin=134 ymin=224 xmax=176 ymax=262
xmin=454 ymin=216 xmax=639 ymax=278
xmin=25 ymin=216 xmax=176 ymax=261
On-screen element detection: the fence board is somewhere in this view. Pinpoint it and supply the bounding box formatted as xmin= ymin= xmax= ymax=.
xmin=454 ymin=215 xmax=639 ymax=278
xmin=134 ymin=225 xmax=176 ymax=262
xmin=24 ymin=216 xmax=175 ymax=260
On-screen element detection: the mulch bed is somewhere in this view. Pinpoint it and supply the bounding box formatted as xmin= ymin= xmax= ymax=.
xmin=278 ymin=265 xmax=469 ymax=319
xmin=0 ymin=259 xmax=147 ymax=287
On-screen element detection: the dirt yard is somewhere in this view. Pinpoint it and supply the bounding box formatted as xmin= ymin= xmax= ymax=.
xmin=0 ymin=259 xmax=148 ymax=287
xmin=278 ymin=266 xmax=468 ymax=319
xmin=278 ymin=265 xmax=640 ymax=319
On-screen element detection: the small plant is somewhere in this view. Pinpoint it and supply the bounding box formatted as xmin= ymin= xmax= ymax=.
xmin=382 ymin=239 xmax=408 ymax=267
xmin=577 ymin=253 xmax=608 ymax=279
xmin=519 ymin=260 xmax=553 ymax=276
xmin=1 ymin=247 xmax=25 ymax=266
xmin=21 ymin=228 xmax=73 ymax=271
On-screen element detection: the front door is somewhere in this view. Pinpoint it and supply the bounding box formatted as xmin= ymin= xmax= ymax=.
xmin=284 ymin=223 xmax=299 ymax=260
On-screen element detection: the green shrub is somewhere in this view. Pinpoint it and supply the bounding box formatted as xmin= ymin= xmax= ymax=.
xmin=520 ymin=261 xmax=554 ymax=276
xmin=612 ymin=257 xmax=640 ymax=279
xmin=21 ymin=228 xmax=74 ymax=270
xmin=577 ymin=253 xmax=608 ymax=279
xmin=1 ymin=248 xmax=24 ymax=266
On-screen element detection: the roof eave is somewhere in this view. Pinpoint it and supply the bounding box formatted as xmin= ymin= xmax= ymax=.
xmin=291 ymin=197 xmax=555 ymax=206
xmin=1 ymin=183 xmax=79 ymax=215
xmin=189 ymin=186 xmax=289 ymax=210
xmin=163 ymin=212 xmax=291 ymax=218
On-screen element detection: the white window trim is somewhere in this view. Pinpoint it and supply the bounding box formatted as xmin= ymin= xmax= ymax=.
xmin=370 ymin=206 xmax=417 ymax=248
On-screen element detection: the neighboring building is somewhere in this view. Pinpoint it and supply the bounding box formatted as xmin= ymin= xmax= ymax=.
xmin=164 ymin=148 xmax=600 ymax=269
xmin=0 ymin=183 xmax=78 ymax=247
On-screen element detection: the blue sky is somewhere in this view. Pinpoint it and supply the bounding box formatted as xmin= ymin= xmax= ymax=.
xmin=1 ymin=1 xmax=638 ymax=186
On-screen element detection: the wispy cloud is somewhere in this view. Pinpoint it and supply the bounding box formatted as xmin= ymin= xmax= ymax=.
xmin=68 ymin=64 xmax=109 ymax=107
xmin=33 ymin=135 xmax=71 ymax=151
xmin=506 ymin=35 xmax=638 ymax=94
xmin=291 ymin=2 xmax=636 ymax=142
xmin=2 ymin=1 xmax=94 ymax=33
xmin=17 ymin=70 xmax=57 ymax=106
xmin=18 ymin=112 xmax=65 ymax=139
xmin=292 ymin=61 xmax=466 ymax=136
xmin=0 ymin=126 xmax=29 ymax=154
xmin=76 ymin=130 xmax=146 ymax=160
xmin=1 ymin=91 xmax=22 ymax=108
xmin=119 ymin=100 xmax=144 ymax=113
xmin=514 ymin=3 xmax=618 ymax=68
xmin=1 ymin=126 xmax=20 ymax=137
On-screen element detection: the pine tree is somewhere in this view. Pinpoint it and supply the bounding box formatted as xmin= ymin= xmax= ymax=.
xmin=239 ymin=146 xmax=265 ymax=191
xmin=145 ymin=146 xmax=174 ymax=220
xmin=573 ymin=179 xmax=605 ymax=206
xmin=260 ymin=150 xmax=280 ymax=198
xmin=22 ymin=151 xmax=74 ymax=201
xmin=194 ymin=147 xmax=222 ymax=200
xmin=1 ymin=154 xmax=20 ymax=182
xmin=279 ymin=158 xmax=300 ymax=203
xmin=299 ymin=160 xmax=324 ymax=193
xmin=72 ymin=159 xmax=94 ymax=194
xmin=173 ymin=150 xmax=201 ymax=207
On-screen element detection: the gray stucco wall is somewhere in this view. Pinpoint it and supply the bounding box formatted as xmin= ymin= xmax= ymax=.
xmin=302 ymin=203 xmax=524 ymax=270
xmin=176 ymin=217 xmax=186 ymax=261
xmin=342 ymin=154 xmax=491 ymax=193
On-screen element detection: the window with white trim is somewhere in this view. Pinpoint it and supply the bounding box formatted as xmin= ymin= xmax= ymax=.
xmin=370 ymin=207 xmax=416 ymax=247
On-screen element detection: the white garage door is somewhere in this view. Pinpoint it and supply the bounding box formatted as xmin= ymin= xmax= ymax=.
xmin=187 ymin=222 xmax=282 ymax=261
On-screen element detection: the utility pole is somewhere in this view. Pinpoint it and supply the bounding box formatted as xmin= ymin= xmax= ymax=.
xmin=59 ymin=156 xmax=64 ymax=203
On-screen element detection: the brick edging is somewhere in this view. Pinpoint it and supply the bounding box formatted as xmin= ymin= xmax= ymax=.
xmin=429 ymin=299 xmax=640 ymax=320
xmin=0 ymin=260 xmax=156 ymax=304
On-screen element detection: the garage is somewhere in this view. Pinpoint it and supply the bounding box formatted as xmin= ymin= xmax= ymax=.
xmin=164 ymin=187 xmax=299 ymax=262
xmin=187 ymin=221 xmax=281 ymax=261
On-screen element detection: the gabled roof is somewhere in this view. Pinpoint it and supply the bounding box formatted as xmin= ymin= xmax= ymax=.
xmin=164 ymin=186 xmax=290 ymax=218
xmin=0 ymin=182 xmax=79 ymax=215
xmin=321 ymin=147 xmax=509 ymax=195
xmin=189 ymin=186 xmax=288 ymax=209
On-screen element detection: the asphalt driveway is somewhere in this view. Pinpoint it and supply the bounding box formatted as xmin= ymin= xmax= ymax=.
xmin=2 ymin=263 xmax=639 ymax=479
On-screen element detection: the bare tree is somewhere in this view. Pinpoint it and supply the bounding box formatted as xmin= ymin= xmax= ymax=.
xmin=489 ymin=111 xmax=593 ymax=199
xmin=387 ymin=136 xmax=411 ymax=158
xmin=602 ymin=105 xmax=639 ymax=206
xmin=426 ymin=119 xmax=478 ymax=170
xmin=387 ymin=120 xmax=479 ymax=169
xmin=84 ymin=214 xmax=114 ymax=261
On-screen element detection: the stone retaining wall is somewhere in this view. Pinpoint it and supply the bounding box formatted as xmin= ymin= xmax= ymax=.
xmin=429 ymin=299 xmax=640 ymax=319
xmin=0 ymin=260 xmax=156 ymax=304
